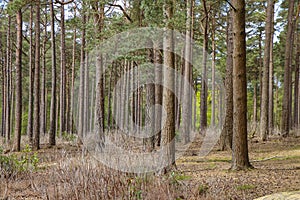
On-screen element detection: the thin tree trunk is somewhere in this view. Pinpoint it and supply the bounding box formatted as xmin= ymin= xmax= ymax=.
xmin=27 ymin=6 xmax=34 ymax=143
xmin=176 ymin=49 xmax=184 ymax=130
xmin=281 ymin=0 xmax=295 ymax=137
xmin=1 ymin=33 xmax=5 ymax=137
xmin=14 ymin=9 xmax=22 ymax=151
xmin=200 ymin=0 xmax=208 ymax=133
xmin=144 ymin=48 xmax=155 ymax=151
xmin=253 ymin=81 xmax=258 ymax=123
xmin=5 ymin=15 xmax=11 ymax=143
xmin=60 ymin=1 xmax=67 ymax=137
xmin=93 ymin=2 xmax=105 ymax=146
xmin=161 ymin=0 xmax=175 ymax=173
xmin=78 ymin=13 xmax=86 ymax=141
xmin=220 ymin=11 xmax=233 ymax=150
xmin=182 ymin=0 xmax=192 ymax=144
xmin=49 ymin=0 xmax=57 ymax=146
xmin=258 ymin=31 xmax=263 ymax=116
xmin=154 ymin=45 xmax=163 ymax=147
xmin=107 ymin=67 xmax=113 ymax=130
xmin=294 ymin=31 xmax=300 ymax=128
xmin=70 ymin=24 xmax=76 ymax=134
xmin=211 ymin=13 xmax=216 ymax=127
xmin=260 ymin=0 xmax=274 ymax=141
xmin=33 ymin=0 xmax=41 ymax=150
xmin=41 ymin=3 xmax=48 ymax=136
xmin=268 ymin=6 xmax=275 ymax=134
xmin=83 ymin=52 xmax=89 ymax=133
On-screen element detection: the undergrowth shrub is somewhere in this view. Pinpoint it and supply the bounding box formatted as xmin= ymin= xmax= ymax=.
xmin=0 ymin=144 xmax=39 ymax=179
xmin=29 ymin=156 xmax=202 ymax=200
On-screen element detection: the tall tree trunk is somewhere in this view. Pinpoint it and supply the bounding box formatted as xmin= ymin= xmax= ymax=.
xmin=220 ymin=10 xmax=233 ymax=150
xmin=231 ymin=0 xmax=252 ymax=170
xmin=260 ymin=0 xmax=274 ymax=141
xmin=78 ymin=13 xmax=86 ymax=141
xmin=1 ymin=30 xmax=5 ymax=137
xmin=49 ymin=0 xmax=57 ymax=146
xmin=176 ymin=49 xmax=184 ymax=130
xmin=83 ymin=52 xmax=89 ymax=133
xmin=5 ymin=15 xmax=11 ymax=143
xmin=60 ymin=1 xmax=67 ymax=137
xmin=268 ymin=6 xmax=275 ymax=134
xmin=154 ymin=45 xmax=163 ymax=147
xmin=253 ymin=81 xmax=258 ymax=123
xmin=93 ymin=2 xmax=105 ymax=146
xmin=281 ymin=0 xmax=295 ymax=137
xmin=107 ymin=67 xmax=113 ymax=130
xmin=33 ymin=0 xmax=41 ymax=150
xmin=211 ymin=12 xmax=216 ymax=127
xmin=161 ymin=0 xmax=175 ymax=173
xmin=27 ymin=6 xmax=34 ymax=143
xmin=294 ymin=29 xmax=300 ymax=128
xmin=41 ymin=3 xmax=47 ymax=136
xmin=182 ymin=0 xmax=192 ymax=144
xmin=70 ymin=22 xmax=76 ymax=134
xmin=144 ymin=49 xmax=155 ymax=151
xmin=200 ymin=0 xmax=208 ymax=133
xmin=258 ymin=31 xmax=263 ymax=116
xmin=14 ymin=9 xmax=22 ymax=151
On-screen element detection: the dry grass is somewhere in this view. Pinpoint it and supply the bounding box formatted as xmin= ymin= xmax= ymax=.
xmin=1 ymin=134 xmax=300 ymax=199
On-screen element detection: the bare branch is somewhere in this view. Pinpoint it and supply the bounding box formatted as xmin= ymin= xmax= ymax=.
xmin=55 ymin=0 xmax=74 ymax=5
xmin=107 ymin=3 xmax=133 ymax=23
xmin=225 ymin=0 xmax=236 ymax=12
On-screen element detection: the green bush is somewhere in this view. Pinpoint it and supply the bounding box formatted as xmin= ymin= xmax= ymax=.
xmin=0 ymin=144 xmax=39 ymax=179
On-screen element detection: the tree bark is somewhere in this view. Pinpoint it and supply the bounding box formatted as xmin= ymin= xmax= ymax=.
xmin=49 ymin=0 xmax=57 ymax=146
xmin=5 ymin=15 xmax=11 ymax=143
xmin=220 ymin=10 xmax=233 ymax=151
xmin=161 ymin=0 xmax=176 ymax=173
xmin=93 ymin=1 xmax=105 ymax=146
xmin=33 ymin=0 xmax=41 ymax=150
xmin=294 ymin=30 xmax=300 ymax=128
xmin=41 ymin=3 xmax=48 ymax=136
xmin=14 ymin=9 xmax=22 ymax=151
xmin=268 ymin=6 xmax=275 ymax=134
xmin=281 ymin=0 xmax=295 ymax=137
xmin=154 ymin=45 xmax=163 ymax=147
xmin=260 ymin=0 xmax=274 ymax=141
xmin=231 ymin=0 xmax=252 ymax=170
xmin=211 ymin=11 xmax=216 ymax=127
xmin=27 ymin=5 xmax=34 ymax=143
xmin=60 ymin=0 xmax=67 ymax=137
xmin=200 ymin=0 xmax=208 ymax=133
xmin=78 ymin=13 xmax=86 ymax=141
xmin=182 ymin=0 xmax=192 ymax=144
xmin=144 ymin=48 xmax=155 ymax=151
xmin=70 ymin=19 xmax=76 ymax=134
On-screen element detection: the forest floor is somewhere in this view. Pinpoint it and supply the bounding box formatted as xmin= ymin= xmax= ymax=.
xmin=1 ymin=133 xmax=300 ymax=200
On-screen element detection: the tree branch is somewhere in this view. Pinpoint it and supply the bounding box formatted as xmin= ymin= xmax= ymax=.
xmin=225 ymin=0 xmax=236 ymax=12
xmin=107 ymin=3 xmax=133 ymax=23
xmin=55 ymin=0 xmax=74 ymax=5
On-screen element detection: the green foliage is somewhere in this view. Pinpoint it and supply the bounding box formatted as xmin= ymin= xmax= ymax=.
xmin=0 ymin=144 xmax=39 ymax=178
xmin=62 ymin=132 xmax=77 ymax=142
xmin=236 ymin=184 xmax=256 ymax=190
xmin=19 ymin=144 xmax=39 ymax=171
xmin=198 ymin=184 xmax=209 ymax=195
xmin=127 ymin=176 xmax=146 ymax=200
xmin=6 ymin=0 xmax=29 ymax=14
xmin=170 ymin=171 xmax=192 ymax=185
xmin=22 ymin=112 xmax=28 ymax=135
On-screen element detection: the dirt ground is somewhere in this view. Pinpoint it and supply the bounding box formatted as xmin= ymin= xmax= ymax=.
xmin=1 ymin=135 xmax=300 ymax=199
